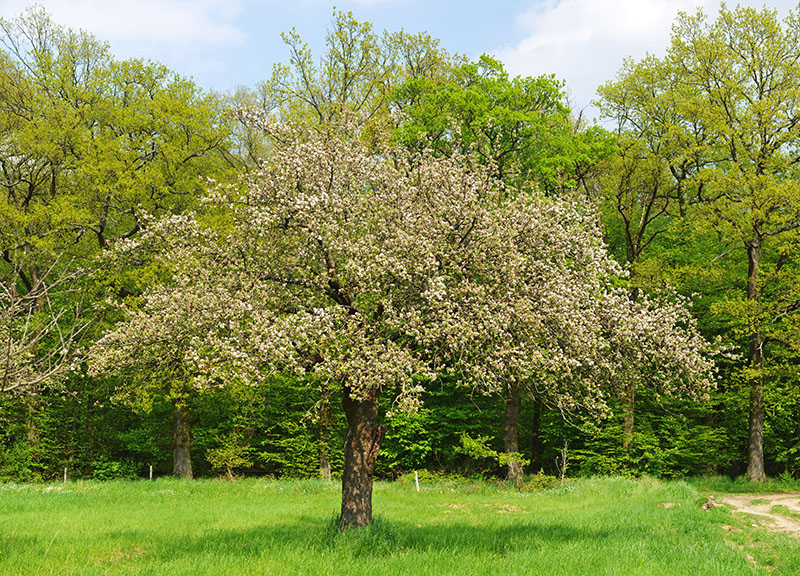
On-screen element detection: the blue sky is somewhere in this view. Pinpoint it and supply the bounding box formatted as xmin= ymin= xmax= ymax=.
xmin=1 ymin=1 xmax=797 ymax=117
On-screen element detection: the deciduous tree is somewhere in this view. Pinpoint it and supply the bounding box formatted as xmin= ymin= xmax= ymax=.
xmin=598 ymin=4 xmax=800 ymax=481
xmin=88 ymin=226 xmax=256 ymax=478
xmin=104 ymin=114 xmax=714 ymax=524
xmin=0 ymin=8 xmax=234 ymax=462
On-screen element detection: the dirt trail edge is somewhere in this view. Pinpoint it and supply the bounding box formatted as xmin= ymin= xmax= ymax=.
xmin=722 ymin=493 xmax=800 ymax=538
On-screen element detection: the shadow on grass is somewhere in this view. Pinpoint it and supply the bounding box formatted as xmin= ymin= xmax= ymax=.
xmin=107 ymin=515 xmax=612 ymax=562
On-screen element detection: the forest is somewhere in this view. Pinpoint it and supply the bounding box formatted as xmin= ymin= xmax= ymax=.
xmin=2 ymin=3 xmax=800 ymax=526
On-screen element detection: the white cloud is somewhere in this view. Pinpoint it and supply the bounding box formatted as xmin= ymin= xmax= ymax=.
xmin=0 ymin=0 xmax=249 ymax=86
xmin=0 ymin=0 xmax=247 ymax=51
xmin=294 ymin=0 xmax=403 ymax=5
xmin=495 ymin=0 xmax=800 ymax=118
xmin=495 ymin=0 xmax=700 ymax=115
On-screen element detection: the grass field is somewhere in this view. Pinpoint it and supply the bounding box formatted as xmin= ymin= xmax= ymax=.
xmin=1 ymin=476 xmax=798 ymax=575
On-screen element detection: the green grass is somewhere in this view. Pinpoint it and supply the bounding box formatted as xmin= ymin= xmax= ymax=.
xmin=770 ymin=505 xmax=800 ymax=521
xmin=0 ymin=477 xmax=797 ymax=575
xmin=687 ymin=475 xmax=800 ymax=494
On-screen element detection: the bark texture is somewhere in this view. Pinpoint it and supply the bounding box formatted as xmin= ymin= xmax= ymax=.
xmin=320 ymin=440 xmax=332 ymax=482
xmin=172 ymin=399 xmax=193 ymax=479
xmin=530 ymin=397 xmax=542 ymax=469
xmin=340 ymin=387 xmax=385 ymax=529
xmin=319 ymin=391 xmax=333 ymax=482
xmin=746 ymin=243 xmax=766 ymax=482
xmin=622 ymin=380 xmax=635 ymax=451
xmin=503 ymin=382 xmax=523 ymax=485
xmin=747 ymin=370 xmax=766 ymax=482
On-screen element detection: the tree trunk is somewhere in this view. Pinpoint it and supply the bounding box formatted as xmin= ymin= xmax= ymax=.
xmin=746 ymin=242 xmax=766 ymax=482
xmin=530 ymin=397 xmax=542 ymax=469
xmin=319 ymin=389 xmax=333 ymax=482
xmin=172 ymin=399 xmax=193 ymax=479
xmin=503 ymin=382 xmax=523 ymax=485
xmin=622 ymin=380 xmax=635 ymax=451
xmin=320 ymin=435 xmax=332 ymax=482
xmin=340 ymin=387 xmax=385 ymax=529
xmin=25 ymin=395 xmax=40 ymax=453
xmin=747 ymin=367 xmax=765 ymax=482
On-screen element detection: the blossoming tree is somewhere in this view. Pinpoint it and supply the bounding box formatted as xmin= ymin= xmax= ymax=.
xmin=88 ymin=219 xmax=257 ymax=479
xmin=92 ymin=114 xmax=714 ymax=527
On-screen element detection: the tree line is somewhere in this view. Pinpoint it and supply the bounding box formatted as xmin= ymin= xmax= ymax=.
xmin=2 ymin=4 xmax=800 ymax=526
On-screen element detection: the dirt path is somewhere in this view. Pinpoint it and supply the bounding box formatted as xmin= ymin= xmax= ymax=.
xmin=722 ymin=493 xmax=800 ymax=537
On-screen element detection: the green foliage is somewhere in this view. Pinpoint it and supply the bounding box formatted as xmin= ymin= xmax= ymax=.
xmin=263 ymin=9 xmax=458 ymax=138
xmin=529 ymin=388 xmax=744 ymax=479
xmin=0 ymin=8 xmax=233 ymax=315
xmin=0 ymin=7 xmax=232 ymax=255
xmin=379 ymin=381 xmax=503 ymax=476
xmin=0 ymin=440 xmax=37 ymax=482
xmin=115 ymin=415 xmax=170 ymax=474
xmin=458 ymin=433 xmax=530 ymax=472
xmin=378 ymin=408 xmax=434 ymax=475
xmin=598 ymin=3 xmax=800 ymax=480
xmin=90 ymin=456 xmax=137 ymax=480
xmin=393 ymin=54 xmax=612 ymax=195
xmin=519 ymin=470 xmax=562 ymax=492
xmin=763 ymin=374 xmax=800 ymax=477
xmin=206 ymin=431 xmax=253 ymax=480
xmin=250 ymin=377 xmax=345 ymax=478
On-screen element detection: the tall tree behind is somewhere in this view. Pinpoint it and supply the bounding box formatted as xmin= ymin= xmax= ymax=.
xmin=392 ymin=54 xmax=595 ymax=194
xmin=262 ymin=10 xmax=458 ymax=136
xmin=0 ymin=7 xmax=234 ymax=474
xmin=599 ymin=4 xmax=800 ymax=481
xmin=596 ymin=53 xmax=710 ymax=452
xmin=0 ymin=8 xmax=230 ymax=266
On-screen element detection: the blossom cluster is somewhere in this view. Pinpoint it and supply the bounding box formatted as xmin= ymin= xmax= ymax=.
xmin=90 ymin=116 xmax=714 ymax=417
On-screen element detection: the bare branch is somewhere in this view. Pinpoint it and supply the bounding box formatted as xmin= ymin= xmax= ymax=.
xmin=1 ymin=254 xmax=89 ymax=394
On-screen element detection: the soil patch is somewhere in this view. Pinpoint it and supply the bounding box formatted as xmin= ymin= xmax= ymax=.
xmin=722 ymin=493 xmax=800 ymax=538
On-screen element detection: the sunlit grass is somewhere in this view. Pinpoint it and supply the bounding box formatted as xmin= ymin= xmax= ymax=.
xmin=0 ymin=476 xmax=796 ymax=575
xmin=769 ymin=505 xmax=800 ymax=521
xmin=687 ymin=476 xmax=800 ymax=494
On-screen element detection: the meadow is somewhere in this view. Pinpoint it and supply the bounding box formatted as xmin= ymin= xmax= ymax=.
xmin=1 ymin=476 xmax=798 ymax=575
